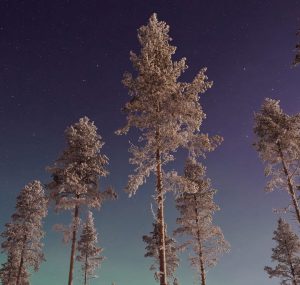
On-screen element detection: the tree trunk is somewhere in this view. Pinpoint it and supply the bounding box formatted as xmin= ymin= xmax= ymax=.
xmin=16 ymin=235 xmax=27 ymax=285
xmin=84 ymin=252 xmax=88 ymax=285
xmin=198 ymin=244 xmax=206 ymax=285
xmin=277 ymin=142 xmax=300 ymax=225
xmin=68 ymin=205 xmax=79 ymax=285
xmin=193 ymin=196 xmax=206 ymax=285
xmin=155 ymin=100 xmax=167 ymax=285
xmin=291 ymin=267 xmax=298 ymax=285
xmin=156 ymin=146 xmax=167 ymax=285
xmin=284 ymin=240 xmax=298 ymax=285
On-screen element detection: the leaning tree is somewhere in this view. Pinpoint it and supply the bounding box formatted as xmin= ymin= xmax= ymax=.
xmin=254 ymin=98 xmax=300 ymax=224
xmin=117 ymin=13 xmax=221 ymax=285
xmin=48 ymin=116 xmax=116 ymax=285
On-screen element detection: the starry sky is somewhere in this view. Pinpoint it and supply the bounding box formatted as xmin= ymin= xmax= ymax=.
xmin=1 ymin=1 xmax=300 ymax=284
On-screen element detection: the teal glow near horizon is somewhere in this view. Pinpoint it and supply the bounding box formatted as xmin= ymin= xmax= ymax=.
xmin=1 ymin=1 xmax=300 ymax=284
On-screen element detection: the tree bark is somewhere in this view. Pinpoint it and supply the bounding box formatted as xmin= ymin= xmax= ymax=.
xmin=68 ymin=205 xmax=79 ymax=285
xmin=198 ymin=244 xmax=206 ymax=285
xmin=277 ymin=142 xmax=300 ymax=225
xmin=16 ymin=235 xmax=27 ymax=285
xmin=284 ymin=240 xmax=298 ymax=285
xmin=155 ymin=100 xmax=167 ymax=285
xmin=290 ymin=264 xmax=298 ymax=285
xmin=84 ymin=252 xmax=88 ymax=285
xmin=193 ymin=195 xmax=206 ymax=285
xmin=156 ymin=146 xmax=167 ymax=285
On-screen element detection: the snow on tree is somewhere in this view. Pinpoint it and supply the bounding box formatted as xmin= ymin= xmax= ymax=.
xmin=76 ymin=211 xmax=104 ymax=285
xmin=293 ymin=29 xmax=300 ymax=66
xmin=0 ymin=250 xmax=27 ymax=285
xmin=117 ymin=13 xmax=221 ymax=285
xmin=47 ymin=117 xmax=116 ymax=285
xmin=254 ymin=98 xmax=300 ymax=224
xmin=0 ymin=180 xmax=47 ymax=285
xmin=143 ymin=222 xmax=179 ymax=283
xmin=173 ymin=277 xmax=179 ymax=285
xmin=174 ymin=158 xmax=229 ymax=285
xmin=265 ymin=218 xmax=300 ymax=285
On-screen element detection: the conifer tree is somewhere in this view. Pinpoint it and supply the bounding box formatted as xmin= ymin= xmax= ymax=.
xmin=117 ymin=13 xmax=221 ymax=285
xmin=143 ymin=222 xmax=179 ymax=283
xmin=174 ymin=158 xmax=229 ymax=285
xmin=0 ymin=180 xmax=47 ymax=285
xmin=48 ymin=117 xmax=115 ymax=285
xmin=77 ymin=211 xmax=104 ymax=285
xmin=265 ymin=218 xmax=300 ymax=285
xmin=254 ymin=98 xmax=300 ymax=224
xmin=293 ymin=29 xmax=300 ymax=66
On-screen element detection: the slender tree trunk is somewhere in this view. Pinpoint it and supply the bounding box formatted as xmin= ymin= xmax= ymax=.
xmin=155 ymin=100 xmax=167 ymax=285
xmin=156 ymin=146 xmax=167 ymax=285
xmin=16 ymin=235 xmax=27 ymax=285
xmin=285 ymin=240 xmax=298 ymax=285
xmin=277 ymin=142 xmax=300 ymax=224
xmin=68 ymin=205 xmax=79 ymax=285
xmin=7 ymin=259 xmax=13 ymax=285
xmin=290 ymin=265 xmax=298 ymax=285
xmin=198 ymin=243 xmax=206 ymax=285
xmin=193 ymin=196 xmax=206 ymax=285
xmin=84 ymin=252 xmax=88 ymax=285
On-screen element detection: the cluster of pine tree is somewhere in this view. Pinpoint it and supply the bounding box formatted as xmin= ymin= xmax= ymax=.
xmin=254 ymin=99 xmax=300 ymax=285
xmin=0 ymin=14 xmax=230 ymax=285
xmin=0 ymin=117 xmax=116 ymax=285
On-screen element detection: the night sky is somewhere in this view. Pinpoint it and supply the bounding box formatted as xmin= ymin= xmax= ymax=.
xmin=1 ymin=1 xmax=300 ymax=284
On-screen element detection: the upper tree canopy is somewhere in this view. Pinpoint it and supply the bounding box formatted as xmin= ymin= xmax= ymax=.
xmin=254 ymin=98 xmax=300 ymax=193
xmin=48 ymin=117 xmax=114 ymax=210
xmin=117 ymin=13 xmax=221 ymax=196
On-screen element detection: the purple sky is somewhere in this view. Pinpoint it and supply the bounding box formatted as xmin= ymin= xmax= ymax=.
xmin=0 ymin=1 xmax=300 ymax=284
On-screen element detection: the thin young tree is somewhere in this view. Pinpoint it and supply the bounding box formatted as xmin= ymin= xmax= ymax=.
xmin=143 ymin=222 xmax=179 ymax=284
xmin=265 ymin=218 xmax=300 ymax=285
xmin=174 ymin=158 xmax=229 ymax=285
xmin=254 ymin=98 xmax=300 ymax=224
xmin=117 ymin=13 xmax=221 ymax=285
xmin=48 ymin=117 xmax=115 ymax=285
xmin=0 ymin=180 xmax=47 ymax=285
xmin=76 ymin=211 xmax=104 ymax=285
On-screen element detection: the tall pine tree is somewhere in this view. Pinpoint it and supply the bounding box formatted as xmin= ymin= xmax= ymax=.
xmin=254 ymin=98 xmax=300 ymax=224
xmin=48 ymin=117 xmax=115 ymax=285
xmin=117 ymin=13 xmax=220 ymax=285
xmin=0 ymin=180 xmax=47 ymax=285
xmin=265 ymin=218 xmax=300 ymax=285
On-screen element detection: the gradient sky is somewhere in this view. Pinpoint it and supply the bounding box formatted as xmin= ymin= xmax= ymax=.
xmin=1 ymin=1 xmax=300 ymax=285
